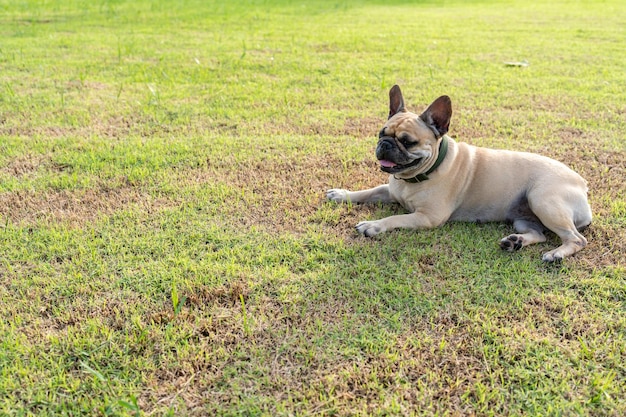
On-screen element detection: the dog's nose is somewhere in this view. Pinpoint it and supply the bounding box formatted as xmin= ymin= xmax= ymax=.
xmin=377 ymin=138 xmax=394 ymax=152
xmin=376 ymin=138 xmax=395 ymax=159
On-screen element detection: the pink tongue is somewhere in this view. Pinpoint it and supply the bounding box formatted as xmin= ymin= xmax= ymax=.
xmin=379 ymin=160 xmax=397 ymax=168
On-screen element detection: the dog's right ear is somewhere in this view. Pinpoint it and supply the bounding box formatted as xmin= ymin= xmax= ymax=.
xmin=388 ymin=85 xmax=406 ymax=119
xmin=419 ymin=95 xmax=452 ymax=137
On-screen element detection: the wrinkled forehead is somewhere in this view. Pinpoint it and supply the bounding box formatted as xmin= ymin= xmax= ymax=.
xmin=383 ymin=113 xmax=435 ymax=139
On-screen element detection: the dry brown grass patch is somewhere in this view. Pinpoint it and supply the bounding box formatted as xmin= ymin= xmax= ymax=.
xmin=189 ymin=153 xmax=388 ymax=236
xmin=0 ymin=112 xmax=175 ymax=139
xmin=2 ymin=154 xmax=49 ymax=177
xmin=0 ymin=186 xmax=174 ymax=227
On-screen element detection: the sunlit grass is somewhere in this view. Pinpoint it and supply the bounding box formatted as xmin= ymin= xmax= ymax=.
xmin=1 ymin=0 xmax=625 ymax=415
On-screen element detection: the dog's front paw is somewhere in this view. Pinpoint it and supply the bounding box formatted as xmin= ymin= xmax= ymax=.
xmin=327 ymin=188 xmax=350 ymax=203
xmin=356 ymin=220 xmax=385 ymax=237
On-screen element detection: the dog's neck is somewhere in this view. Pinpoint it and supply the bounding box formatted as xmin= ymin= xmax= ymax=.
xmin=396 ymin=136 xmax=449 ymax=183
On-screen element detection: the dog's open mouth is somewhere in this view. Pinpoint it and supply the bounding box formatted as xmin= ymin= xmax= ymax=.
xmin=379 ymin=158 xmax=422 ymax=173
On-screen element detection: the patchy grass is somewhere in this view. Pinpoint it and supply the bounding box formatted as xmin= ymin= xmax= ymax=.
xmin=1 ymin=0 xmax=625 ymax=415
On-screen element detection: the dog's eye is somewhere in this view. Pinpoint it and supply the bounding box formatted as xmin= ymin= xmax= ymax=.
xmin=398 ymin=135 xmax=417 ymax=147
xmin=378 ymin=129 xmax=386 ymax=139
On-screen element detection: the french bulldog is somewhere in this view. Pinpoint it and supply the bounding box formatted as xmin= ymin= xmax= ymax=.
xmin=327 ymin=85 xmax=592 ymax=262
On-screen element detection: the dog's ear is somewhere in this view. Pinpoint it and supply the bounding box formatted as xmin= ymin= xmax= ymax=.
xmin=388 ymin=85 xmax=406 ymax=119
xmin=419 ymin=95 xmax=452 ymax=137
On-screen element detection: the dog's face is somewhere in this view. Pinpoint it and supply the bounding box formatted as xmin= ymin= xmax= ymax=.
xmin=376 ymin=85 xmax=452 ymax=175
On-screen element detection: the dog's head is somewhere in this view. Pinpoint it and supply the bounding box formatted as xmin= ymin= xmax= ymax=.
xmin=376 ymin=85 xmax=452 ymax=176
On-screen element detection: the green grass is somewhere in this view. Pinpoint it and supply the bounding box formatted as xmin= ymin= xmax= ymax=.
xmin=1 ymin=0 xmax=625 ymax=415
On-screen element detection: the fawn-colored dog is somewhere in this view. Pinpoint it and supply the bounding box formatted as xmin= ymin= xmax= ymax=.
xmin=327 ymin=85 xmax=591 ymax=261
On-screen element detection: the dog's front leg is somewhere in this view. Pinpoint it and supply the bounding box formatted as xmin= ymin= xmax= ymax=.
xmin=327 ymin=185 xmax=395 ymax=204
xmin=356 ymin=212 xmax=440 ymax=237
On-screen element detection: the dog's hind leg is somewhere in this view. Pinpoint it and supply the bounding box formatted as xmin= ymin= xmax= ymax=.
xmin=529 ymin=192 xmax=590 ymax=262
xmin=500 ymin=194 xmax=547 ymax=252
xmin=499 ymin=219 xmax=547 ymax=252
xmin=539 ymin=219 xmax=587 ymax=262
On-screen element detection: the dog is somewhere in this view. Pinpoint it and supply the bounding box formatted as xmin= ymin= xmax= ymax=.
xmin=327 ymin=85 xmax=592 ymax=262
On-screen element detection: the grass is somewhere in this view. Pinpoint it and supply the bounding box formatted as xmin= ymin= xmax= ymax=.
xmin=1 ymin=0 xmax=625 ymax=415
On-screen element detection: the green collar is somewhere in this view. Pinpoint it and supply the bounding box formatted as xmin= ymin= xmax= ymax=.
xmin=400 ymin=136 xmax=449 ymax=183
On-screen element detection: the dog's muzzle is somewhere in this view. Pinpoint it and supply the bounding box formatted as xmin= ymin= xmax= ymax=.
xmin=375 ymin=137 xmax=400 ymax=161
xmin=376 ymin=137 xmax=422 ymax=173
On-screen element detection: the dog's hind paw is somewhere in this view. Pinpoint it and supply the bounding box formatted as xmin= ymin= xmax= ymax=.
xmin=542 ymin=250 xmax=563 ymax=263
xmin=499 ymin=234 xmax=524 ymax=252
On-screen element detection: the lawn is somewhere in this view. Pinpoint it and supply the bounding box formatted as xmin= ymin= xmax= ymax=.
xmin=0 ymin=0 xmax=625 ymax=415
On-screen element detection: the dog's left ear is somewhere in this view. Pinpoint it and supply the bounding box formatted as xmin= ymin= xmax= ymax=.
xmin=419 ymin=95 xmax=452 ymax=137
xmin=388 ymin=85 xmax=406 ymax=119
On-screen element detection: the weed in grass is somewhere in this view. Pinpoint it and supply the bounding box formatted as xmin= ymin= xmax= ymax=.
xmin=81 ymin=361 xmax=141 ymax=416
xmin=170 ymin=280 xmax=187 ymax=319
xmin=240 ymin=293 xmax=252 ymax=338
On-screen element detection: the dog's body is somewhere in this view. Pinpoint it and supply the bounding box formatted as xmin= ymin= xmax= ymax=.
xmin=327 ymin=85 xmax=592 ymax=262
